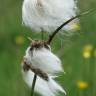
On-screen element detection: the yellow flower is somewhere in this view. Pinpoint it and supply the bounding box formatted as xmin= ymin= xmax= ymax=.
xmin=83 ymin=44 xmax=93 ymax=59
xmin=15 ymin=36 xmax=25 ymax=45
xmin=77 ymin=80 xmax=88 ymax=89
xmin=83 ymin=51 xmax=91 ymax=59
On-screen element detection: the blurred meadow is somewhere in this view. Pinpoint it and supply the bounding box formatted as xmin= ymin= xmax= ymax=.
xmin=0 ymin=0 xmax=96 ymax=96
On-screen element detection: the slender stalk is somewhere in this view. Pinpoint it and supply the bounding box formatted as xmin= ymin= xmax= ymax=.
xmin=47 ymin=9 xmax=95 ymax=44
xmin=31 ymin=74 xmax=37 ymax=96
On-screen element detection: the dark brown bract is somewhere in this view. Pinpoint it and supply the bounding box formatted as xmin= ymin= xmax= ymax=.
xmin=23 ymin=60 xmax=49 ymax=81
xmin=30 ymin=40 xmax=50 ymax=50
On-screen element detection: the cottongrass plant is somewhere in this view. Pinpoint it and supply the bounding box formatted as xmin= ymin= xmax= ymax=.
xmin=22 ymin=0 xmax=79 ymax=95
xmin=21 ymin=40 xmax=66 ymax=96
xmin=21 ymin=42 xmax=66 ymax=96
xmin=22 ymin=0 xmax=94 ymax=95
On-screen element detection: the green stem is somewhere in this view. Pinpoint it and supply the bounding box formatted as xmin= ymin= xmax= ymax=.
xmin=31 ymin=74 xmax=37 ymax=96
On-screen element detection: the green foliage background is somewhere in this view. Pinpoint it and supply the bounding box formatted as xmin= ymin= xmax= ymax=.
xmin=0 ymin=0 xmax=96 ymax=96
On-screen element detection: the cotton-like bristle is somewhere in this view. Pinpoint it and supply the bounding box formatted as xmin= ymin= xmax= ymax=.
xmin=22 ymin=0 xmax=78 ymax=33
xmin=24 ymin=46 xmax=64 ymax=75
xmin=22 ymin=69 xmax=66 ymax=96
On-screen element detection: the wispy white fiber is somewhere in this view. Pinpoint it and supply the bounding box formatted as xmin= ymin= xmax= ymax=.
xmin=22 ymin=0 xmax=78 ymax=33
xmin=24 ymin=46 xmax=64 ymax=75
xmin=22 ymin=69 xmax=66 ymax=96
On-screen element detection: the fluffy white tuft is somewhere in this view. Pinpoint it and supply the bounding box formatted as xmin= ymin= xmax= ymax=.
xmin=22 ymin=0 xmax=78 ymax=33
xmin=22 ymin=69 xmax=66 ymax=96
xmin=24 ymin=46 xmax=64 ymax=75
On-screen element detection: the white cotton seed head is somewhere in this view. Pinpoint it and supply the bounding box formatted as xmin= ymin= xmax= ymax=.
xmin=24 ymin=45 xmax=64 ymax=75
xmin=22 ymin=69 xmax=66 ymax=96
xmin=22 ymin=0 xmax=78 ymax=33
